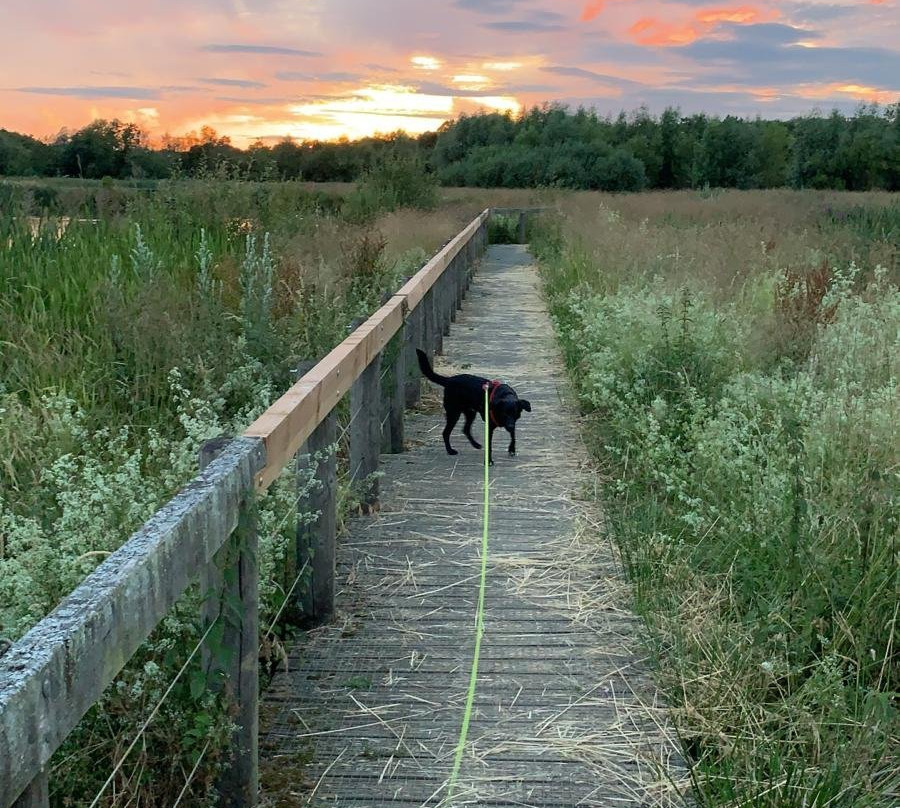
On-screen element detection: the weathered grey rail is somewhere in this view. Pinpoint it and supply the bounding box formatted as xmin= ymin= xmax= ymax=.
xmin=0 ymin=210 xmax=490 ymax=808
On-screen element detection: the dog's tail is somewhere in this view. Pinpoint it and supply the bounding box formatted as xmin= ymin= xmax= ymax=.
xmin=416 ymin=349 xmax=448 ymax=387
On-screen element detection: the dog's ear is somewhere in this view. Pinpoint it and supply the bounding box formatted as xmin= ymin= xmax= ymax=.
xmin=518 ymin=399 xmax=532 ymax=413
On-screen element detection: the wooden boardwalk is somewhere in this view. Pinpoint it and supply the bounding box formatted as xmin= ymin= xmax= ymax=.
xmin=260 ymin=245 xmax=682 ymax=807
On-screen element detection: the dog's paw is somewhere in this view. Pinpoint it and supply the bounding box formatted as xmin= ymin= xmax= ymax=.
xmin=447 ymin=448 xmax=459 ymax=456
xmin=508 ymin=448 xmax=516 ymax=456
xmin=471 ymin=441 xmax=482 ymax=450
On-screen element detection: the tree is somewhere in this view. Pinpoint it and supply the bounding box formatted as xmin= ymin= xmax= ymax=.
xmin=0 ymin=129 xmax=52 ymax=176
xmin=56 ymin=119 xmax=144 ymax=179
xmin=1 ymin=106 xmax=894 ymax=190
xmin=658 ymin=107 xmax=680 ymax=188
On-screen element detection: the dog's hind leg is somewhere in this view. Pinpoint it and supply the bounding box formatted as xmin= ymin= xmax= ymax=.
xmin=462 ymin=409 xmax=482 ymax=449
xmin=443 ymin=409 xmax=461 ymax=455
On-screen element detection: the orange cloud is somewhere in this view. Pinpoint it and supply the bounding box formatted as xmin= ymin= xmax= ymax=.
xmin=630 ymin=5 xmax=777 ymax=47
xmin=581 ymin=1 xmax=606 ymax=22
xmin=695 ymin=6 xmax=763 ymax=24
xmin=630 ymin=18 xmax=700 ymax=46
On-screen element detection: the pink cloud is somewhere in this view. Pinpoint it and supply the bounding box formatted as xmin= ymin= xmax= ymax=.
xmin=581 ymin=1 xmax=607 ymax=22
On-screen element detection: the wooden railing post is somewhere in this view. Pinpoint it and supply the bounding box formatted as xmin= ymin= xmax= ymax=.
xmin=517 ymin=211 xmax=527 ymax=243
xmin=350 ymin=353 xmax=382 ymax=511
xmin=404 ymin=303 xmax=423 ymax=408
xmin=448 ymin=255 xmax=459 ymax=321
xmin=471 ymin=227 xmax=482 ymax=282
xmin=380 ymin=343 xmax=394 ymax=455
xmin=199 ymin=438 xmax=259 ymax=808
xmin=12 ymin=773 xmax=48 ymax=808
xmin=297 ymin=412 xmax=337 ymax=623
xmin=271 ymin=361 xmax=317 ymax=622
xmin=427 ymin=286 xmax=442 ymax=356
xmin=419 ymin=288 xmax=432 ymax=359
xmin=387 ymin=331 xmax=406 ymax=453
xmin=456 ymin=252 xmax=466 ymax=307
xmin=440 ymin=270 xmax=452 ymax=336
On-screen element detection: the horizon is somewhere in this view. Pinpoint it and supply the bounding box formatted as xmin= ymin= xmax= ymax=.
xmin=2 ymin=1 xmax=898 ymax=148
xmin=4 ymin=100 xmax=898 ymax=151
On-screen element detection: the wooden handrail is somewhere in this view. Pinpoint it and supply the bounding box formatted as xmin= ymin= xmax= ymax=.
xmin=0 ymin=439 xmax=265 ymax=808
xmin=0 ymin=208 xmax=492 ymax=808
xmin=245 ymin=209 xmax=489 ymax=491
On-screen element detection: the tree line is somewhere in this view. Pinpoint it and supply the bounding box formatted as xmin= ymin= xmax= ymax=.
xmin=1 ymin=104 xmax=897 ymax=191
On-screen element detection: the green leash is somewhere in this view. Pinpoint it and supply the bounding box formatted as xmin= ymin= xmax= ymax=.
xmin=446 ymin=384 xmax=492 ymax=802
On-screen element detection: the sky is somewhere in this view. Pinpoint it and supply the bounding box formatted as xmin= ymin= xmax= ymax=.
xmin=2 ymin=0 xmax=898 ymax=147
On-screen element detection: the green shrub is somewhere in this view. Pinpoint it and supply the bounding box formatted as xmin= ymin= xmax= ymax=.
xmin=342 ymin=155 xmax=438 ymax=221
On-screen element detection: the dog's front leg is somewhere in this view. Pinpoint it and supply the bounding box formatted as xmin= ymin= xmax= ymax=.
xmin=507 ymin=425 xmax=516 ymax=456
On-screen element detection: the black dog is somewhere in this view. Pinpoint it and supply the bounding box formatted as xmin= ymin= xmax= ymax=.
xmin=416 ymin=349 xmax=531 ymax=463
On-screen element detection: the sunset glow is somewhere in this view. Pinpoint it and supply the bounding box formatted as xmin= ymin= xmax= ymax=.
xmin=1 ymin=0 xmax=896 ymax=145
xmin=817 ymin=83 xmax=897 ymax=104
xmin=411 ymin=56 xmax=443 ymax=71
xmin=482 ymin=61 xmax=524 ymax=72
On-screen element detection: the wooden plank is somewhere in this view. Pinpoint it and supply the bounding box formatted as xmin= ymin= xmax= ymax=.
xmin=489 ymin=206 xmax=549 ymax=217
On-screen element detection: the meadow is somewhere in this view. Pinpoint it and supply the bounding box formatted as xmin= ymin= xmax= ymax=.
xmin=2 ymin=177 xmax=896 ymax=806
xmin=533 ymin=189 xmax=898 ymax=807
xmin=0 ymin=173 xmax=541 ymax=805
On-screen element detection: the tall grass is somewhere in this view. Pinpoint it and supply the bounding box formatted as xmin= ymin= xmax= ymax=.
xmin=534 ymin=190 xmax=899 ymax=807
xmin=0 ymin=176 xmax=479 ymax=806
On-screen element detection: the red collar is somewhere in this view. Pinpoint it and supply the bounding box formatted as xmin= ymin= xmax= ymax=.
xmin=484 ymin=380 xmax=503 ymax=427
